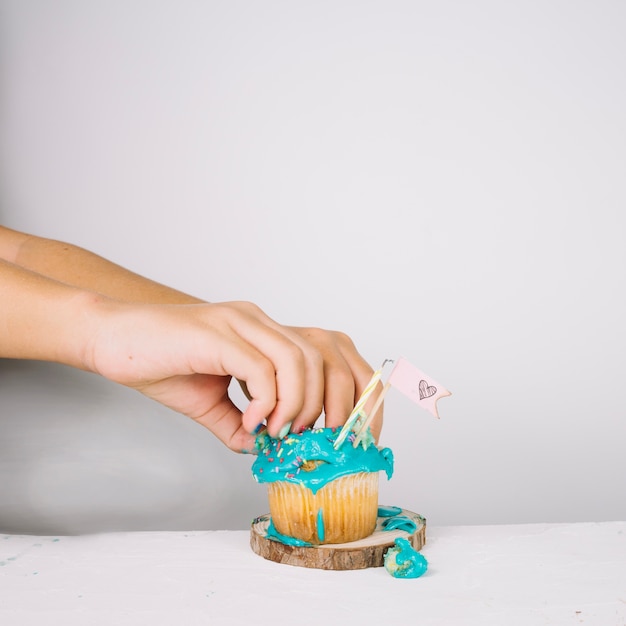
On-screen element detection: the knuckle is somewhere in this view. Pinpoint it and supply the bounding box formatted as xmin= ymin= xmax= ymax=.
xmin=296 ymin=326 xmax=330 ymax=346
xmin=255 ymin=356 xmax=276 ymax=380
xmin=300 ymin=326 xmax=327 ymax=342
xmin=332 ymin=329 xmax=355 ymax=349
xmin=284 ymin=342 xmax=306 ymax=367
xmin=329 ymin=364 xmax=354 ymax=389
xmin=235 ymin=301 xmax=263 ymax=317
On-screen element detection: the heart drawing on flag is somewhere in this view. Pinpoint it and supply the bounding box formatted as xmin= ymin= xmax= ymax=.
xmin=419 ymin=379 xmax=437 ymax=400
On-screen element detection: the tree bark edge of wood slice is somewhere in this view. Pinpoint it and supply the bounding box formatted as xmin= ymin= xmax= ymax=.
xmin=250 ymin=508 xmax=426 ymax=570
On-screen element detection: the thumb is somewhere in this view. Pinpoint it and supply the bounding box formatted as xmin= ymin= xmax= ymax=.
xmin=192 ymin=396 xmax=258 ymax=454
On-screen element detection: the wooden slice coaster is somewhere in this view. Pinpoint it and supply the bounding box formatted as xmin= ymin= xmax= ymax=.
xmin=250 ymin=508 xmax=426 ymax=570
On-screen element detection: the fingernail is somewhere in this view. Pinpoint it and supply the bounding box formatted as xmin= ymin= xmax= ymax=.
xmin=277 ymin=421 xmax=293 ymax=439
xmin=251 ymin=422 xmax=265 ymax=435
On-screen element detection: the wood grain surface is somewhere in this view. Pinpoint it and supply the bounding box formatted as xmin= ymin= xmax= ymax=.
xmin=250 ymin=508 xmax=426 ymax=570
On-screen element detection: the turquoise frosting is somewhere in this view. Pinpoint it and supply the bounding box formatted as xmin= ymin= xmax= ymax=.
xmin=251 ymin=427 xmax=394 ymax=494
xmin=384 ymin=538 xmax=428 ymax=579
xmin=377 ymin=505 xmax=403 ymax=518
xmin=265 ymin=519 xmax=312 ymax=547
xmin=382 ymin=515 xmax=417 ymax=534
xmin=316 ymin=509 xmax=325 ymax=543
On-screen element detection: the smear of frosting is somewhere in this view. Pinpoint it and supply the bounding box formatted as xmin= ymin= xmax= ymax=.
xmin=384 ymin=537 xmax=428 ymax=578
xmin=251 ymin=427 xmax=394 ymax=494
xmin=382 ymin=515 xmax=417 ymax=534
xmin=265 ymin=519 xmax=312 ymax=547
xmin=377 ymin=505 xmax=403 ymax=518
xmin=261 ymin=507 xmax=420 ymax=552
xmin=316 ymin=509 xmax=325 ymax=543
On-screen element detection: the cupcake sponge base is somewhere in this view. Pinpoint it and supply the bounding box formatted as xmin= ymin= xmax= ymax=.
xmin=268 ymin=472 xmax=379 ymax=545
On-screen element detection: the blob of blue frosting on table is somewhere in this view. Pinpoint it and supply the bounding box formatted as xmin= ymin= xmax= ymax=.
xmin=384 ymin=537 xmax=428 ymax=578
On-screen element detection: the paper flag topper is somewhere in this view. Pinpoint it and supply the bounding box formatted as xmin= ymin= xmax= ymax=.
xmin=387 ymin=357 xmax=451 ymax=418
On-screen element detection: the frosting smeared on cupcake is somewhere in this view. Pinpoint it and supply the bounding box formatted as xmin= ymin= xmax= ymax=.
xmin=252 ymin=427 xmax=394 ymax=494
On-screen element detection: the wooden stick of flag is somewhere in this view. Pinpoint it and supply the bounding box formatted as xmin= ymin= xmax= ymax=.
xmin=352 ymin=381 xmax=391 ymax=448
xmin=336 ymin=356 xmax=452 ymax=449
xmin=333 ymin=361 xmax=390 ymax=449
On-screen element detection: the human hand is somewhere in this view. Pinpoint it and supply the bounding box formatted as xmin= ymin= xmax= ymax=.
xmin=83 ymin=300 xmax=382 ymax=452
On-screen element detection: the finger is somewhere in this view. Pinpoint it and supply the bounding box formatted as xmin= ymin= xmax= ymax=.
xmin=173 ymin=304 xmax=308 ymax=438
xmin=267 ymin=328 xmax=324 ymax=434
xmin=193 ymin=398 xmax=258 ymax=454
xmin=319 ymin=356 xmax=356 ymax=430
xmin=227 ymin=304 xmax=324 ymax=436
xmin=223 ymin=306 xmax=310 ymax=438
xmin=237 ymin=378 xmax=252 ymax=401
xmin=136 ymin=371 xmax=259 ymax=454
xmin=184 ymin=326 xmax=279 ymax=434
xmin=335 ymin=333 xmax=384 ymax=441
xmin=290 ymin=327 xmax=356 ymax=430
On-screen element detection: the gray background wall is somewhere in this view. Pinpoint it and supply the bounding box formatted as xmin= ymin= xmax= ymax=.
xmin=0 ymin=0 xmax=624 ymax=534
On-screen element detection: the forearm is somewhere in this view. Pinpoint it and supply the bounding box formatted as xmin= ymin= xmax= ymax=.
xmin=0 ymin=226 xmax=202 ymax=304
xmin=0 ymin=258 xmax=99 ymax=368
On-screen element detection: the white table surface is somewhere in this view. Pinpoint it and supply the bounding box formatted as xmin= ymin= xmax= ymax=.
xmin=1 ymin=521 xmax=624 ymax=626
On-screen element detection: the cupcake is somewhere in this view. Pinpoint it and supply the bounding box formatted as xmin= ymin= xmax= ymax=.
xmin=251 ymin=427 xmax=393 ymax=545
